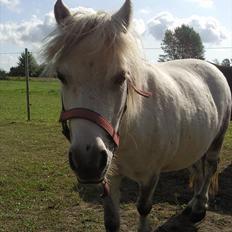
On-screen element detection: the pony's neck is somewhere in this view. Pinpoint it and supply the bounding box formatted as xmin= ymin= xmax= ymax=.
xmin=121 ymin=62 xmax=151 ymax=130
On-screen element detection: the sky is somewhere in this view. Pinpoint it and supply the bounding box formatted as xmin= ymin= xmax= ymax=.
xmin=0 ymin=0 xmax=231 ymax=71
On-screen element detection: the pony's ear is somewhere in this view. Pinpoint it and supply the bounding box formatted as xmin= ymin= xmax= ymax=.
xmin=54 ymin=0 xmax=71 ymax=25
xmin=112 ymin=0 xmax=132 ymax=32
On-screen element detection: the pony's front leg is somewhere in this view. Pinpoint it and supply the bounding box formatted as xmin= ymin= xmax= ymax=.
xmin=103 ymin=175 xmax=122 ymax=232
xmin=137 ymin=175 xmax=160 ymax=232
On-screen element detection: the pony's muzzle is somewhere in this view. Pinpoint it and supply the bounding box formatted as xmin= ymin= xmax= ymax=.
xmin=69 ymin=143 xmax=108 ymax=183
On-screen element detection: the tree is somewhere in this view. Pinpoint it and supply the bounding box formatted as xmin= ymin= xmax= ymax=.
xmin=8 ymin=51 xmax=41 ymax=77
xmin=35 ymin=64 xmax=46 ymax=77
xmin=221 ymin=58 xmax=231 ymax=67
xmin=0 ymin=69 xmax=7 ymax=80
xmin=159 ymin=25 xmax=205 ymax=62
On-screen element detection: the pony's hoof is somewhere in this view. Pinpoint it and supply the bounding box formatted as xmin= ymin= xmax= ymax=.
xmin=106 ymin=228 xmax=119 ymax=232
xmin=190 ymin=210 xmax=206 ymax=223
xmin=181 ymin=206 xmax=192 ymax=216
xmin=105 ymin=222 xmax=120 ymax=232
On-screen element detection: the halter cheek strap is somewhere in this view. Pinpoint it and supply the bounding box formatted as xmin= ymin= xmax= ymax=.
xmin=128 ymin=81 xmax=153 ymax=98
xmin=59 ymin=82 xmax=152 ymax=147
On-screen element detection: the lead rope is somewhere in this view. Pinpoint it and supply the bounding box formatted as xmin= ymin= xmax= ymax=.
xmin=101 ymin=179 xmax=110 ymax=198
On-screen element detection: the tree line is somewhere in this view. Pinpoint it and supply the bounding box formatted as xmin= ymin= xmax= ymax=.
xmin=0 ymin=24 xmax=231 ymax=80
xmin=159 ymin=25 xmax=231 ymax=66
xmin=0 ymin=52 xmax=45 ymax=80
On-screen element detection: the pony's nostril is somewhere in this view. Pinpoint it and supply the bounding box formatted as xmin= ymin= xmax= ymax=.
xmin=86 ymin=144 xmax=91 ymax=151
xmin=99 ymin=150 xmax=108 ymax=171
xmin=69 ymin=151 xmax=76 ymax=170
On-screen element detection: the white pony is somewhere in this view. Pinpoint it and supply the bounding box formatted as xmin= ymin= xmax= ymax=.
xmin=43 ymin=0 xmax=231 ymax=231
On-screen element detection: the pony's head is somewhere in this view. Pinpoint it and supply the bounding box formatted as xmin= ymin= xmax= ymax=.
xmin=44 ymin=0 xmax=145 ymax=184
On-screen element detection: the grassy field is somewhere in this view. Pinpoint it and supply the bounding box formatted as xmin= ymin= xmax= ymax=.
xmin=0 ymin=79 xmax=232 ymax=232
xmin=0 ymin=79 xmax=60 ymax=122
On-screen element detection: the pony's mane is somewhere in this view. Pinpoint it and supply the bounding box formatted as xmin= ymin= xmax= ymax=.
xmin=42 ymin=10 xmax=147 ymax=121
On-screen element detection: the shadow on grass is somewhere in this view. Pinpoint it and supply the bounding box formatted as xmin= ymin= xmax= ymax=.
xmin=213 ymin=163 xmax=232 ymax=213
xmin=72 ymin=169 xmax=189 ymax=204
xmin=153 ymin=214 xmax=199 ymax=232
xmin=74 ymin=163 xmax=232 ymax=215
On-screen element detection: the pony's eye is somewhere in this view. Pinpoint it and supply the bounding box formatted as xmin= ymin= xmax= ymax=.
xmin=57 ymin=71 xmax=67 ymax=84
xmin=114 ymin=71 xmax=126 ymax=85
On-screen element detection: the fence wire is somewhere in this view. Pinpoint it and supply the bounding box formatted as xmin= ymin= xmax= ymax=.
xmin=0 ymin=47 xmax=231 ymax=122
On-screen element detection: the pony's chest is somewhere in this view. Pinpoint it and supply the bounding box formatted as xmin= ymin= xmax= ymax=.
xmin=115 ymin=140 xmax=167 ymax=182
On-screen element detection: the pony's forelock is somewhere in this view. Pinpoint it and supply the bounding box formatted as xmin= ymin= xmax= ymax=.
xmin=42 ymin=9 xmax=146 ymax=122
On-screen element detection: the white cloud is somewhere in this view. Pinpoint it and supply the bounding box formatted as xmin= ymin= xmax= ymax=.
xmin=0 ymin=7 xmax=229 ymax=60
xmin=183 ymin=15 xmax=227 ymax=43
xmin=133 ymin=19 xmax=146 ymax=35
xmin=0 ymin=0 xmax=20 ymax=11
xmin=147 ymin=12 xmax=228 ymax=44
xmin=0 ymin=7 xmax=98 ymax=50
xmin=186 ymin=0 xmax=214 ymax=8
xmin=0 ymin=12 xmax=55 ymax=48
xmin=147 ymin=12 xmax=175 ymax=40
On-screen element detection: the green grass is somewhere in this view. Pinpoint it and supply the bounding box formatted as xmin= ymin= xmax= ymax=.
xmin=0 ymin=79 xmax=106 ymax=231
xmin=0 ymin=79 xmax=60 ymax=122
xmin=0 ymin=79 xmax=232 ymax=232
xmin=0 ymin=122 xmax=105 ymax=232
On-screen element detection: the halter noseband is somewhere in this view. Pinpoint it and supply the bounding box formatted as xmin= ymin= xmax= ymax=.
xmin=59 ymin=108 xmax=120 ymax=146
xmin=59 ymin=81 xmax=152 ymax=148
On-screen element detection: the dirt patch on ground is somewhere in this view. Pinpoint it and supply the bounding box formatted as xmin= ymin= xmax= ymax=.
xmin=76 ymin=162 xmax=232 ymax=232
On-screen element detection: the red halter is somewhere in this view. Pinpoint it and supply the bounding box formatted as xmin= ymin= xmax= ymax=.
xmin=59 ymin=82 xmax=152 ymax=147
xmin=60 ymin=108 xmax=120 ymax=146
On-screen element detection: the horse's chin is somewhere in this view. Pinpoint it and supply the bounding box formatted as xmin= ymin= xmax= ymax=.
xmin=76 ymin=167 xmax=108 ymax=185
xmin=77 ymin=178 xmax=104 ymax=185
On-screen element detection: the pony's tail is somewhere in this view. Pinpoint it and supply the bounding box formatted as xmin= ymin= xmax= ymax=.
xmin=188 ymin=173 xmax=195 ymax=189
xmin=188 ymin=159 xmax=219 ymax=197
xmin=209 ymin=170 xmax=219 ymax=197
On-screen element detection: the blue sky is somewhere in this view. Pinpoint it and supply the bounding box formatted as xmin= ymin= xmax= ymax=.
xmin=0 ymin=0 xmax=231 ymax=71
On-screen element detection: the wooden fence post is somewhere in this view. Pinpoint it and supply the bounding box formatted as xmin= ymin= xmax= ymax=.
xmin=25 ymin=48 xmax=31 ymax=121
